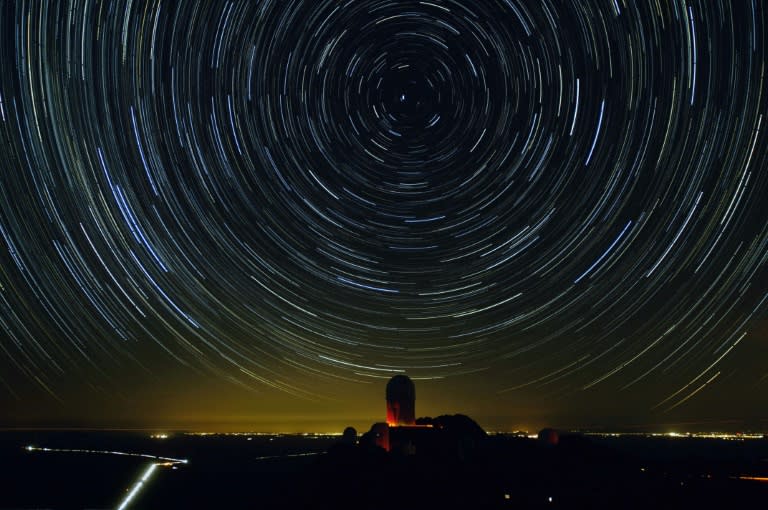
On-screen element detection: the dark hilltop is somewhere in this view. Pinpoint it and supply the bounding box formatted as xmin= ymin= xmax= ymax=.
xmin=278 ymin=375 xmax=768 ymax=509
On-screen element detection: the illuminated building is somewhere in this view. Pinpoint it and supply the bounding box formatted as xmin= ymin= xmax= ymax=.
xmin=386 ymin=374 xmax=416 ymax=426
xmin=360 ymin=375 xmax=485 ymax=458
xmin=370 ymin=375 xmax=433 ymax=454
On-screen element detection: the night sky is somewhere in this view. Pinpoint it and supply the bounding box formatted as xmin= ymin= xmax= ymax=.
xmin=0 ymin=1 xmax=766 ymax=433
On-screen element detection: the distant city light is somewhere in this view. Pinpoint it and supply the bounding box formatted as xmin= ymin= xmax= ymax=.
xmin=582 ymin=431 xmax=765 ymax=441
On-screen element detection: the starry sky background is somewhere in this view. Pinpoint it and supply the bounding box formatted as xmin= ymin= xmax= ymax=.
xmin=0 ymin=0 xmax=766 ymax=433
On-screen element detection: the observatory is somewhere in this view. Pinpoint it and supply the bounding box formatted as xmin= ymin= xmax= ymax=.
xmin=386 ymin=374 xmax=416 ymax=426
xmin=375 ymin=375 xmax=433 ymax=454
xmin=361 ymin=375 xmax=484 ymax=457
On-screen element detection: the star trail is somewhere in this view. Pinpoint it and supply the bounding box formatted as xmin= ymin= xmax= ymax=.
xmin=0 ymin=0 xmax=766 ymax=431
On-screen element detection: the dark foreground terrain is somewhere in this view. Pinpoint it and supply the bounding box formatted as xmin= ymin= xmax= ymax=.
xmin=1 ymin=429 xmax=767 ymax=509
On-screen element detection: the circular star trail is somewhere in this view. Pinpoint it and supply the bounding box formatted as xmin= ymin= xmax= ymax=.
xmin=0 ymin=1 xmax=766 ymax=415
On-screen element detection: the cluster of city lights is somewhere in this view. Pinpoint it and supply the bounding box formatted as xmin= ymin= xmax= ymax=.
xmin=183 ymin=432 xmax=344 ymax=438
xmin=584 ymin=431 xmax=767 ymax=440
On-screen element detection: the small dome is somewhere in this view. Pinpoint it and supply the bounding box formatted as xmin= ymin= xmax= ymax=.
xmin=341 ymin=426 xmax=357 ymax=444
xmin=537 ymin=428 xmax=559 ymax=446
